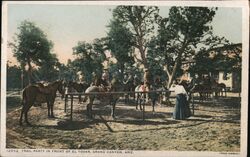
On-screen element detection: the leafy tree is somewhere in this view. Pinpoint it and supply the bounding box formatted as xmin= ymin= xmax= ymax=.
xmin=7 ymin=63 xmax=22 ymax=90
xmin=61 ymin=59 xmax=78 ymax=81
xmin=106 ymin=18 xmax=135 ymax=79
xmin=149 ymin=7 xmax=228 ymax=88
xmin=9 ymin=20 xmax=54 ymax=84
xmin=72 ymin=39 xmax=106 ymax=83
xmin=112 ymin=6 xmax=159 ymax=68
xmin=36 ymin=53 xmax=60 ymax=81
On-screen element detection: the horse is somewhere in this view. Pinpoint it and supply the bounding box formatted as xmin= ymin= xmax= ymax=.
xmin=84 ymin=79 xmax=124 ymax=119
xmin=218 ymin=83 xmax=227 ymax=96
xmin=189 ymin=83 xmax=212 ymax=102
xmin=67 ymin=81 xmax=90 ymax=103
xmin=19 ymin=80 xmax=65 ymax=126
xmin=190 ymin=81 xmax=223 ymax=102
xmin=134 ymin=84 xmax=146 ymax=110
xmin=211 ymin=82 xmax=227 ymax=97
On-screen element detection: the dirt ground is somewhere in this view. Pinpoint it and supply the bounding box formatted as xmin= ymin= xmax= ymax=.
xmin=6 ymin=93 xmax=241 ymax=152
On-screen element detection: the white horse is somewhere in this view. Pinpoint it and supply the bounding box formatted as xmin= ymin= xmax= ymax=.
xmin=134 ymin=84 xmax=147 ymax=110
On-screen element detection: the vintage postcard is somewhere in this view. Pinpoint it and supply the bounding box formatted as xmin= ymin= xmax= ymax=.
xmin=1 ymin=1 xmax=249 ymax=157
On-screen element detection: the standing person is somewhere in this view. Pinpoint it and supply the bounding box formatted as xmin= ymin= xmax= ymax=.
xmin=154 ymin=75 xmax=162 ymax=88
xmin=170 ymin=80 xmax=191 ymax=120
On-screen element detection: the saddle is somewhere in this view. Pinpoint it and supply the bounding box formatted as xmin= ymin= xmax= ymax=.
xmin=34 ymin=83 xmax=51 ymax=94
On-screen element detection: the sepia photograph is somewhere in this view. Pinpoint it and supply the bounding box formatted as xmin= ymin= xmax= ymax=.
xmin=1 ymin=1 xmax=249 ymax=157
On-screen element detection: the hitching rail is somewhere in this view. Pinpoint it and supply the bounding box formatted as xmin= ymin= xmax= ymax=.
xmin=63 ymin=90 xmax=191 ymax=121
xmin=63 ymin=90 xmax=204 ymax=121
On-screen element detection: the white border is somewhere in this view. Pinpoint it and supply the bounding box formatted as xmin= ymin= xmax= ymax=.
xmin=1 ymin=1 xmax=249 ymax=157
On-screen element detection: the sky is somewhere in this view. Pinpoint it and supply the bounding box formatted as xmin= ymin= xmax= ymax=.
xmin=6 ymin=4 xmax=242 ymax=65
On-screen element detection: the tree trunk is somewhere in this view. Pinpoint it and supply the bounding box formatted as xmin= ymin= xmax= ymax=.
xmin=139 ymin=47 xmax=148 ymax=69
xmin=167 ymin=58 xmax=181 ymax=88
xmin=165 ymin=40 xmax=188 ymax=89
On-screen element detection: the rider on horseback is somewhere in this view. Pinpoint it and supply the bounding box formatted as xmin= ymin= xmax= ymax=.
xmin=101 ymin=69 xmax=110 ymax=87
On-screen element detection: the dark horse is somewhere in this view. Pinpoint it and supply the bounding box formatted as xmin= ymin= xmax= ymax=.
xmin=67 ymin=81 xmax=90 ymax=103
xmin=84 ymin=79 xmax=124 ymax=119
xmin=19 ymin=80 xmax=65 ymax=126
xmin=189 ymin=78 xmax=227 ymax=101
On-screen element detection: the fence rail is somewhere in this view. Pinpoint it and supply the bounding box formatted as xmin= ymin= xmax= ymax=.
xmin=64 ymin=90 xmax=177 ymax=121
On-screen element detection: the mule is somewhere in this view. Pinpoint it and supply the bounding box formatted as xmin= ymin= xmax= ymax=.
xmin=19 ymin=80 xmax=65 ymax=126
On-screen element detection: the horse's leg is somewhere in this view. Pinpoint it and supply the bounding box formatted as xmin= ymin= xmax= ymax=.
xmin=47 ymin=101 xmax=51 ymax=117
xmin=125 ymin=94 xmax=128 ymax=104
xmin=86 ymin=97 xmax=93 ymax=119
xmin=111 ymin=100 xmax=116 ymax=119
xmin=139 ymin=95 xmax=143 ymax=111
xmin=50 ymin=99 xmax=55 ymax=118
xmin=152 ymin=99 xmax=156 ymax=113
xmin=86 ymin=103 xmax=90 ymax=118
xmin=136 ymin=94 xmax=139 ymax=110
xmin=79 ymin=95 xmax=81 ymax=104
xmin=89 ymin=103 xmax=93 ymax=119
xmin=199 ymin=92 xmax=203 ymax=102
xmin=19 ymin=98 xmax=26 ymax=125
xmin=133 ymin=92 xmax=136 ymax=102
xmin=24 ymin=103 xmax=32 ymax=126
xmin=19 ymin=107 xmax=24 ymax=125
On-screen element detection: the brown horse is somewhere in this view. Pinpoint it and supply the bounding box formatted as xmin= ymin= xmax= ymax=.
xmin=19 ymin=80 xmax=65 ymax=126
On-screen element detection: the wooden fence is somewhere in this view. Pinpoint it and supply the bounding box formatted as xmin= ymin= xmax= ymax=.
xmin=64 ymin=90 xmax=182 ymax=121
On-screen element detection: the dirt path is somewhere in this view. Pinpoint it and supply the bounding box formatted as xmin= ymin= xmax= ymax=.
xmin=6 ymin=96 xmax=241 ymax=151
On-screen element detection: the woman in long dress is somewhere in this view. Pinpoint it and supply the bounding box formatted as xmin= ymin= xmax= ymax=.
xmin=170 ymin=80 xmax=191 ymax=120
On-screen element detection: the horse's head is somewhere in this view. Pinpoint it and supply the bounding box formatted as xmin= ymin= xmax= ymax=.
xmin=57 ymin=80 xmax=66 ymax=99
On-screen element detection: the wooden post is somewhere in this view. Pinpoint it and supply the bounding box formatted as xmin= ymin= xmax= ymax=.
xmin=70 ymin=95 xmax=73 ymax=121
xmin=64 ymin=94 xmax=68 ymax=113
xmin=142 ymin=93 xmax=146 ymax=121
xmin=192 ymin=93 xmax=194 ymax=115
xmin=142 ymin=102 xmax=145 ymax=121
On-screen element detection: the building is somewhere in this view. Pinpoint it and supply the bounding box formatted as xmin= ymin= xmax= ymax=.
xmin=181 ymin=43 xmax=242 ymax=92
